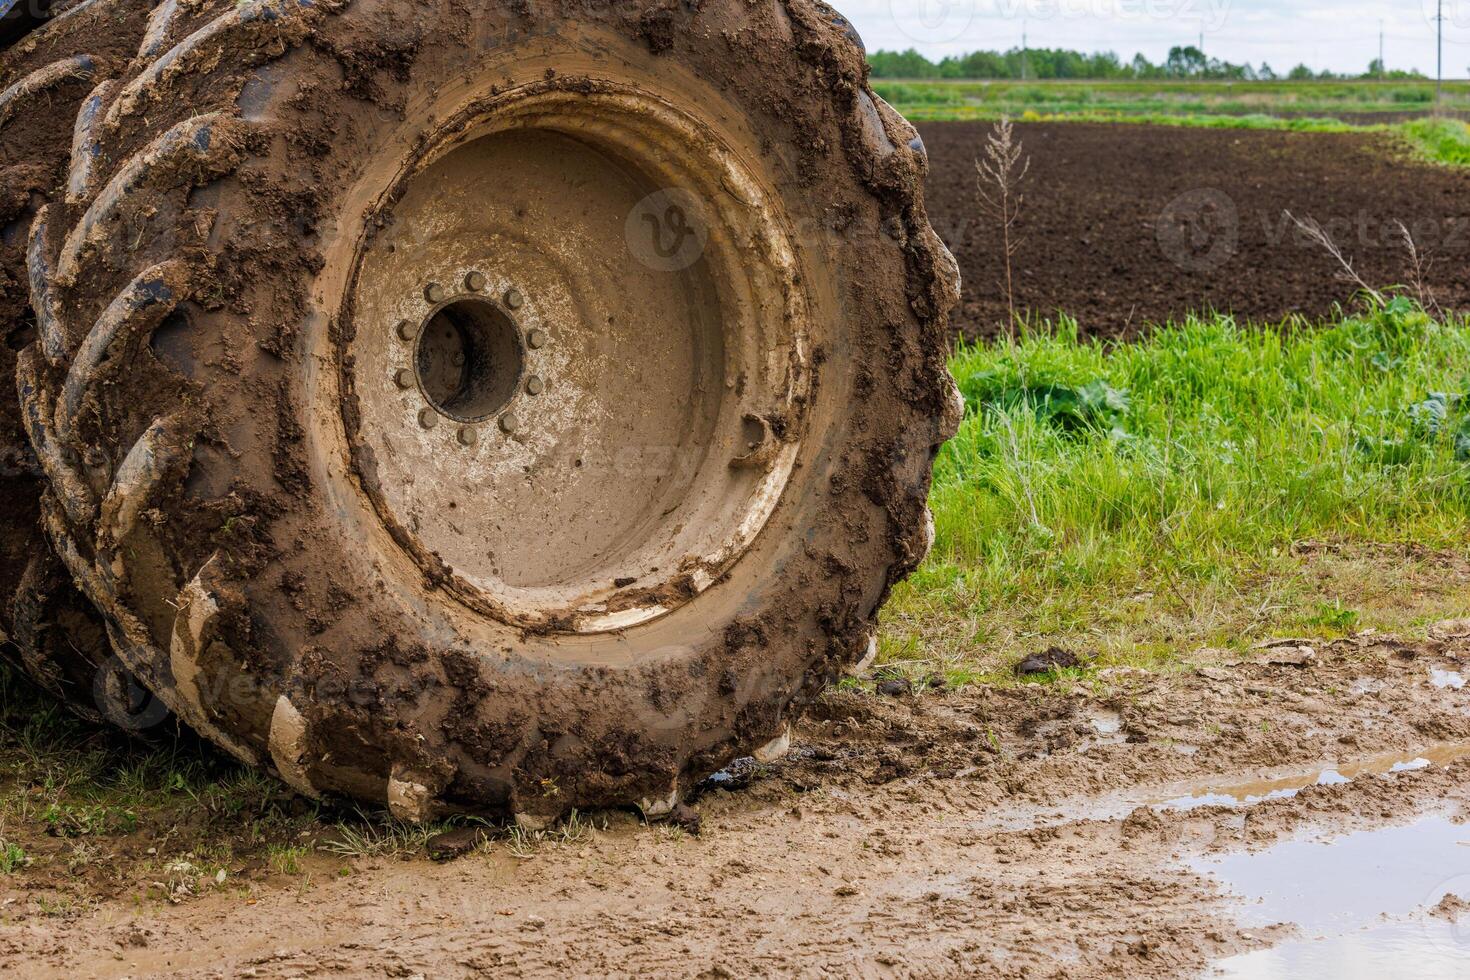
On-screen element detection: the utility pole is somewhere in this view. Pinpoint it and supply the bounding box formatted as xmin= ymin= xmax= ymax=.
xmin=1379 ymin=20 xmax=1384 ymax=80
xmin=1437 ymin=0 xmax=1445 ymax=109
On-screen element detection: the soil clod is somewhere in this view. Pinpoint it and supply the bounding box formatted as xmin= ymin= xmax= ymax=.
xmin=425 ymin=826 xmax=491 ymax=862
xmin=1014 ymin=647 xmax=1083 ymax=675
xmin=669 ymin=803 xmax=702 ymax=836
xmin=875 ymin=677 xmax=913 ymax=697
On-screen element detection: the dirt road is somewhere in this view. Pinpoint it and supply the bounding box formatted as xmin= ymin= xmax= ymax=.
xmin=7 ymin=624 xmax=1470 ymax=977
xmin=923 ymin=122 xmax=1470 ymax=339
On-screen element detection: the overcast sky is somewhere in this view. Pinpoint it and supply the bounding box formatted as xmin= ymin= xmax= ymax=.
xmin=840 ymin=1 xmax=1470 ymax=76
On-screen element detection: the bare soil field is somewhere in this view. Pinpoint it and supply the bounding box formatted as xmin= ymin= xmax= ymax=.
xmin=922 ymin=122 xmax=1470 ymax=338
xmin=6 ymin=621 xmax=1470 ymax=977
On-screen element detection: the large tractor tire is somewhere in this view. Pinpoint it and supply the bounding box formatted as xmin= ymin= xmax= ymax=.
xmin=1 ymin=0 xmax=158 ymax=720
xmin=15 ymin=0 xmax=961 ymax=822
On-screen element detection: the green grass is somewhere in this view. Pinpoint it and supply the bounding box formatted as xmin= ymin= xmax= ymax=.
xmin=1402 ymin=119 xmax=1470 ymax=167
xmin=267 ymin=843 xmax=308 ymax=875
xmin=881 ymin=299 xmax=1470 ymax=683
xmin=0 ymin=667 xmax=324 ymax=909
xmin=0 ymin=840 xmax=27 ymax=873
xmin=873 ymin=79 xmax=1470 ymax=122
xmin=908 ymin=106 xmax=1365 ymax=132
xmin=875 ymin=79 xmax=1470 ymax=167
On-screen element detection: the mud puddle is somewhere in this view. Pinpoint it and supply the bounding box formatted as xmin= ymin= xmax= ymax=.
xmin=956 ymin=741 xmax=1470 ymax=836
xmin=1154 ymin=742 xmax=1470 ymax=813
xmin=1431 ymin=667 xmax=1467 ymax=690
xmin=1201 ymin=815 xmax=1470 ymax=977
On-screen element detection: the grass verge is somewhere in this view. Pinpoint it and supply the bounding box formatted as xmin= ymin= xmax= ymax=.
xmin=871 ymin=78 xmax=1470 ymax=121
xmin=874 ymin=80 xmax=1470 ymax=168
xmin=880 ymin=300 xmax=1470 ymax=684
xmin=1402 ymin=118 xmax=1470 ymax=167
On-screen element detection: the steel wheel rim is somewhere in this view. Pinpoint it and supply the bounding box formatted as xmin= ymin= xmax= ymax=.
xmin=341 ymin=83 xmax=812 ymax=635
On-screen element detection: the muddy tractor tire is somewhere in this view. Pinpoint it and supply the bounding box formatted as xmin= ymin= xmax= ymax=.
xmin=1 ymin=0 xmax=158 ymax=716
xmin=11 ymin=0 xmax=960 ymax=822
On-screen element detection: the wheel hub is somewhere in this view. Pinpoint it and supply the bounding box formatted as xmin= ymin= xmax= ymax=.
xmin=412 ymin=292 xmax=527 ymax=425
xmin=341 ymin=85 xmax=811 ymax=634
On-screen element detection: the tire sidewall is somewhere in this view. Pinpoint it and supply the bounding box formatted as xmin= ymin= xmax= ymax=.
xmin=50 ymin=0 xmax=952 ymax=816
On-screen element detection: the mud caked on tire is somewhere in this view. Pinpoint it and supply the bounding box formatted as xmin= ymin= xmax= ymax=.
xmin=1 ymin=0 xmax=158 ymax=714
xmin=16 ymin=0 xmax=961 ymax=822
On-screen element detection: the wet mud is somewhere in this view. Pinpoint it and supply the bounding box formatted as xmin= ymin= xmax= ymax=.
xmin=6 ymin=625 xmax=1470 ymax=977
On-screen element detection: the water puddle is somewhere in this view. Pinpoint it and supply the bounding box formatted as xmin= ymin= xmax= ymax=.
xmin=1199 ymin=815 xmax=1470 ymax=977
xmin=1430 ymin=667 xmax=1467 ymax=690
xmin=957 ymin=742 xmax=1470 ymax=836
xmin=1154 ymin=742 xmax=1470 ymax=812
xmin=1075 ymin=710 xmax=1127 ymax=754
xmin=1212 ymin=922 xmax=1470 ymax=978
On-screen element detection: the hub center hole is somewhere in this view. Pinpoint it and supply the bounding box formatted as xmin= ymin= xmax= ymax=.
xmin=415 ymin=298 xmax=524 ymax=422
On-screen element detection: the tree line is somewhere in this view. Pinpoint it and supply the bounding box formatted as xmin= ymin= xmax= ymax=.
xmin=868 ymin=46 xmax=1426 ymax=82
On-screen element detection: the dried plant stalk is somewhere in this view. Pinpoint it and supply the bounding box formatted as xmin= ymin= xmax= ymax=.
xmin=976 ymin=117 xmax=1030 ymax=337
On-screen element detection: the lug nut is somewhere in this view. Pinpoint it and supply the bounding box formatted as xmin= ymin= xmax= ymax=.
xmin=527 ymin=328 xmax=548 ymax=350
xmin=418 ymin=408 xmax=438 ymax=430
xmin=393 ymin=368 xmax=415 ymax=390
xmin=504 ymin=288 xmax=524 ymax=310
xmin=525 ymin=375 xmax=545 ymax=396
xmin=499 ymin=413 xmax=519 ymax=434
xmin=396 ymin=319 xmax=416 ymax=341
xmin=457 ymin=425 xmax=478 ymax=447
xmin=424 ymin=283 xmax=445 ymax=304
xmin=465 ymin=271 xmax=487 ymax=292
xmin=451 ymin=352 xmax=466 ymax=368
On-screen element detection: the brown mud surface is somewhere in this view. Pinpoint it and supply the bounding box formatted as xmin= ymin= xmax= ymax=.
xmin=7 ymin=625 xmax=1470 ymax=977
xmin=922 ymin=121 xmax=1470 ymax=339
